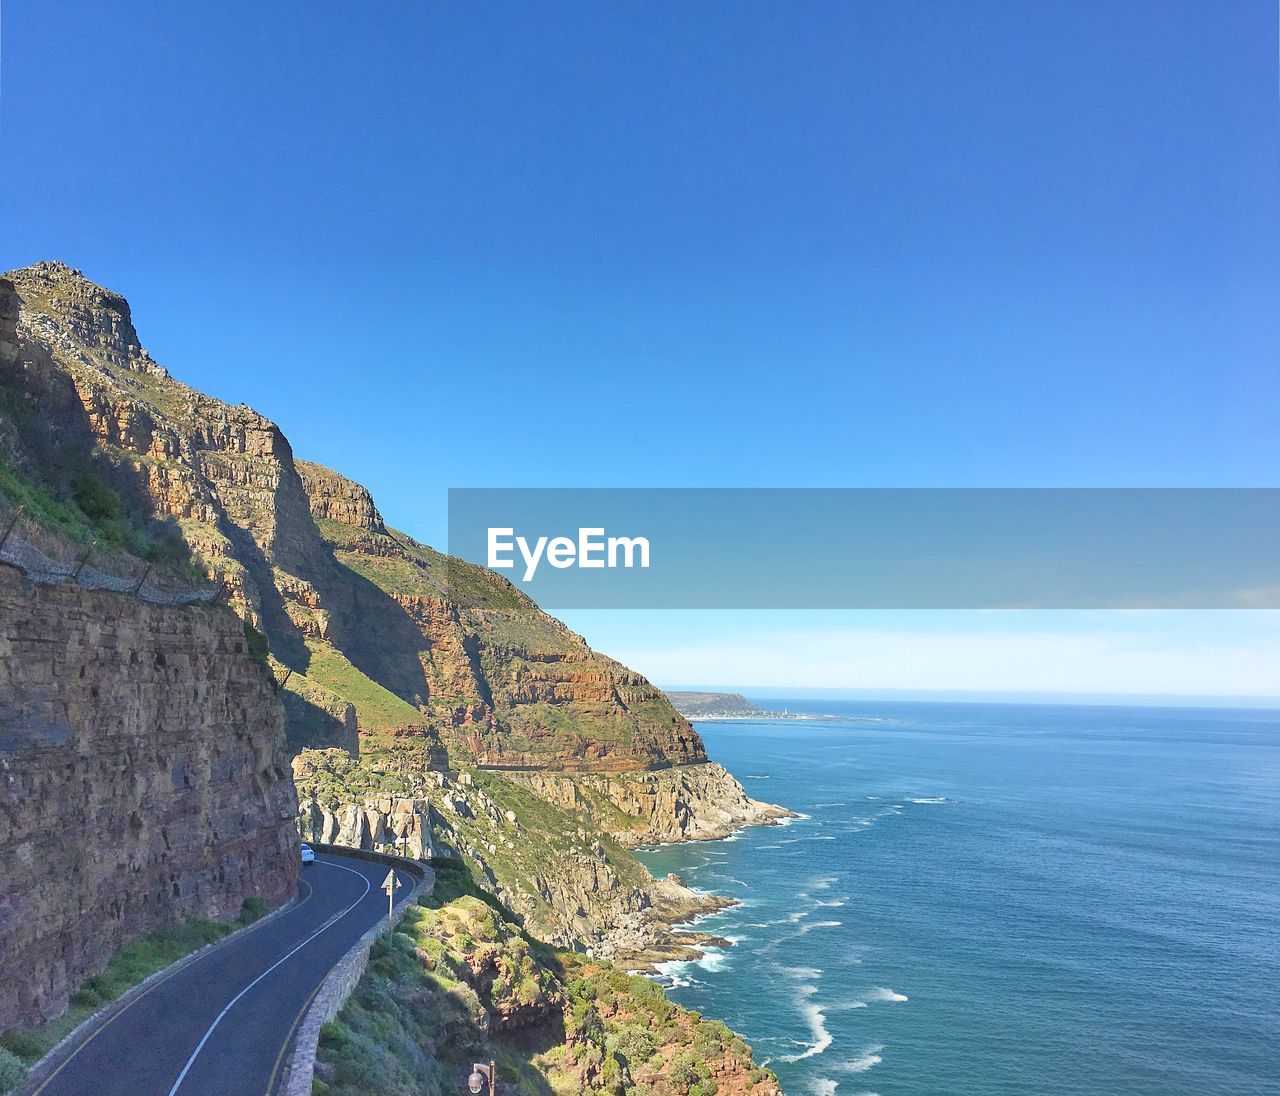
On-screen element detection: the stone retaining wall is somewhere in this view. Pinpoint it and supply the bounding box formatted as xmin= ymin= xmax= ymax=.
xmin=278 ymin=845 xmax=432 ymax=1096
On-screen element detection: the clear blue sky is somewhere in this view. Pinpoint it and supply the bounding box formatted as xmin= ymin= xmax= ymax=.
xmin=3 ymin=2 xmax=1277 ymax=698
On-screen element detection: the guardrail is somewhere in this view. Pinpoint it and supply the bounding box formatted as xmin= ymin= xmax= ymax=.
xmin=277 ymin=844 xmax=433 ymax=1096
xmin=0 ymin=505 xmax=220 ymax=606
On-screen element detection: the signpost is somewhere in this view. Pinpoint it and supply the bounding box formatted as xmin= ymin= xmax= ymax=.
xmin=381 ymin=869 xmax=401 ymax=926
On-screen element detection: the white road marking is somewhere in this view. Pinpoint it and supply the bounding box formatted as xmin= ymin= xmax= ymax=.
xmin=166 ymin=859 xmax=394 ymax=1096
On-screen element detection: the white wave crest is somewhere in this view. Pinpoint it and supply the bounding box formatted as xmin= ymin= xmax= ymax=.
xmin=839 ymin=1046 xmax=885 ymax=1073
xmin=865 ymin=986 xmax=908 ymax=1003
xmin=909 ymin=796 xmax=947 ymax=804
xmin=695 ymin=947 xmax=728 ymax=972
xmin=650 ymin=959 xmax=700 ymax=989
xmin=775 ymin=1002 xmax=833 ymax=1062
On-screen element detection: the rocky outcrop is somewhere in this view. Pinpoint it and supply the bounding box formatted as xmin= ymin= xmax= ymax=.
xmin=511 ymin=762 xmax=796 ymax=846
xmin=0 ymin=565 xmax=299 ymax=1029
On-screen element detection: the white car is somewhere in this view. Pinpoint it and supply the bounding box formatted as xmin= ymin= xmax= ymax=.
xmin=300 ymin=843 xmax=315 ymax=865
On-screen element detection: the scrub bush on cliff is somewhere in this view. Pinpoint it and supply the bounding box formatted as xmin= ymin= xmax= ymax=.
xmin=0 ymin=1047 xmax=26 ymax=1093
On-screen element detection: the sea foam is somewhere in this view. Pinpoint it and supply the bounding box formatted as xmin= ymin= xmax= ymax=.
xmin=839 ymin=1046 xmax=885 ymax=1073
xmin=864 ymin=986 xmax=908 ymax=1003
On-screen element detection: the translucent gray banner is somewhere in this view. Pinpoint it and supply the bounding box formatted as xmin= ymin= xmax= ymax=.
xmin=446 ymin=488 xmax=1280 ymax=609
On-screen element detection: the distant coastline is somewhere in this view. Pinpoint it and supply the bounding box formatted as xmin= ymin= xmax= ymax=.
xmin=665 ymin=690 xmax=840 ymax=721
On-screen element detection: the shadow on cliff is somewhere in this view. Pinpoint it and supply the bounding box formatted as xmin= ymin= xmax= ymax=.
xmin=0 ymin=339 xmax=200 ymax=580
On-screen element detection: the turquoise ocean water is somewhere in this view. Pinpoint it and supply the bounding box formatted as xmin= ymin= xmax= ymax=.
xmin=634 ymin=702 xmax=1280 ymax=1095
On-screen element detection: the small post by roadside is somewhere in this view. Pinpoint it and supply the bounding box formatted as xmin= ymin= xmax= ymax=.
xmin=381 ymin=869 xmax=401 ymax=927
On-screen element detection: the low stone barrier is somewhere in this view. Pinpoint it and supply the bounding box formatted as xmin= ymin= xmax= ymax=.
xmin=278 ymin=845 xmax=433 ymax=1096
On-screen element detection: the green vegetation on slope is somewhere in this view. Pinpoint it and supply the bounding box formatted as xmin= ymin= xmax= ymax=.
xmin=313 ymin=862 xmax=778 ymax=1096
xmin=0 ymin=378 xmax=197 ymax=575
xmin=300 ymin=638 xmax=424 ymax=732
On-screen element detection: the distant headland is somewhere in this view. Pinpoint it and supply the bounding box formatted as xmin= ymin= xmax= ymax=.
xmin=665 ymin=691 xmax=804 ymax=720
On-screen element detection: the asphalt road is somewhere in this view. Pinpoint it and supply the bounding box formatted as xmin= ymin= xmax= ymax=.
xmin=29 ymin=852 xmax=415 ymax=1096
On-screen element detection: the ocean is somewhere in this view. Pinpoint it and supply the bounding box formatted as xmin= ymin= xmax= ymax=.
xmin=634 ymin=701 xmax=1280 ymax=1096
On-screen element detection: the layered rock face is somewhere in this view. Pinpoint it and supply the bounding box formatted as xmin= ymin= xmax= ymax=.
xmin=0 ymin=566 xmax=298 ymax=1029
xmin=1 ymin=262 xmax=704 ymax=773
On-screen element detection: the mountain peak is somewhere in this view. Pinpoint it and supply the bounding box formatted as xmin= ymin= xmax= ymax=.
xmin=5 ymin=260 xmax=145 ymax=368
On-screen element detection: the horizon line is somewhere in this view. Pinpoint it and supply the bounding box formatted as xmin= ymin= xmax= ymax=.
xmin=658 ymin=685 xmax=1280 ymax=711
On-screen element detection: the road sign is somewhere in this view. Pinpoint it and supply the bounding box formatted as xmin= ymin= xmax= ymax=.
xmin=382 ymin=869 xmax=401 ymax=925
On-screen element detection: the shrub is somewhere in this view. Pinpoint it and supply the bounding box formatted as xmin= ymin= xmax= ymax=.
xmin=242 ymin=621 xmax=270 ymax=667
xmin=609 ymin=1025 xmax=655 ymax=1069
xmin=668 ymin=1051 xmax=700 ymax=1090
xmin=69 ymin=471 xmax=121 ymax=523
xmin=318 ymin=1022 xmax=350 ymax=1051
xmin=238 ymin=895 xmax=270 ymax=925
xmin=0 ymin=1047 xmax=27 ymax=1093
xmin=0 ymin=1030 xmax=44 ymax=1063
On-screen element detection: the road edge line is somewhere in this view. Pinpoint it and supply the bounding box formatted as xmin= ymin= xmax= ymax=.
xmin=15 ymin=880 xmax=312 ymax=1096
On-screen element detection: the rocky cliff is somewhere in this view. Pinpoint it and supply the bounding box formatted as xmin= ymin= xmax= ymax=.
xmin=0 ymin=260 xmax=787 ymax=964
xmin=0 ymin=565 xmax=298 ymax=1029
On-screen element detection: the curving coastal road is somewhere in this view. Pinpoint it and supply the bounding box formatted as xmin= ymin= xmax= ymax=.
xmin=27 ymin=852 xmax=415 ymax=1096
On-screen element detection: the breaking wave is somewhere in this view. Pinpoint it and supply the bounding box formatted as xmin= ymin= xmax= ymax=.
xmin=798 ymin=919 xmax=843 ymax=935
xmin=840 ymin=1046 xmax=885 ymax=1073
xmin=774 ymin=998 xmax=833 ymax=1063
xmin=864 ymin=986 xmax=908 ymax=1003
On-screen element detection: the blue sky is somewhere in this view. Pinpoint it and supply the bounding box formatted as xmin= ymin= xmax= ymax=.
xmin=2 ymin=2 xmax=1277 ymax=699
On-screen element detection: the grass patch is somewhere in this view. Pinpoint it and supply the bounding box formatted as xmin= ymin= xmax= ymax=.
xmin=301 ymin=638 xmax=424 ymax=733
xmin=0 ymin=457 xmax=94 ymax=543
